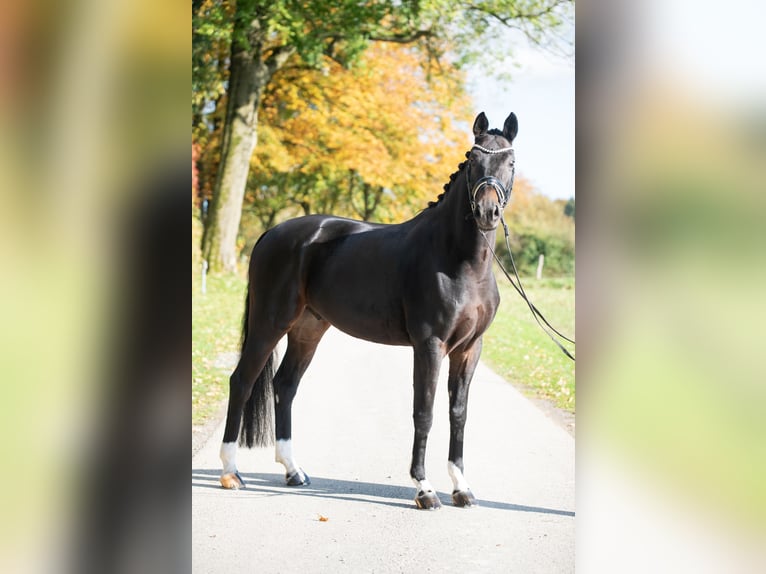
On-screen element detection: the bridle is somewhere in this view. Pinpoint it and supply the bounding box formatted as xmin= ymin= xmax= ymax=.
xmin=466 ymin=144 xmax=515 ymax=213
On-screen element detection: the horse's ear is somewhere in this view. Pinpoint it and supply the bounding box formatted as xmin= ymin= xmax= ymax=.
xmin=473 ymin=112 xmax=489 ymax=138
xmin=503 ymin=112 xmax=518 ymax=143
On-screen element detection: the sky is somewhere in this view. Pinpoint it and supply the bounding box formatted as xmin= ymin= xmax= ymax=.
xmin=466 ymin=42 xmax=575 ymax=201
xmin=641 ymin=0 xmax=766 ymax=106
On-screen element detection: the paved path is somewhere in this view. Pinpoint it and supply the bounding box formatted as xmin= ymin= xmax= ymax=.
xmin=192 ymin=328 xmax=574 ymax=573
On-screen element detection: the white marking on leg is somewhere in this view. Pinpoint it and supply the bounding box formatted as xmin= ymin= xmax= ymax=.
xmin=412 ymin=477 xmax=435 ymax=495
xmin=275 ymin=439 xmax=300 ymax=476
xmin=220 ymin=442 xmax=238 ymax=474
xmin=448 ymin=461 xmax=470 ymax=492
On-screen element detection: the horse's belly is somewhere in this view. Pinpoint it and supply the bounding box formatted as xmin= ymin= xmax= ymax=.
xmin=307 ymin=295 xmax=410 ymax=347
xmin=329 ymin=318 xmax=412 ymax=347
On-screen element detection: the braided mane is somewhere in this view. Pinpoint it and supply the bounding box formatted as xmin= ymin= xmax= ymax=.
xmin=426 ymin=152 xmax=470 ymax=209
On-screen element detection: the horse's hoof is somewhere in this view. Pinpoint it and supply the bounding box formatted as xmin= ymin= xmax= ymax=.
xmin=285 ymin=469 xmax=311 ymax=486
xmin=220 ymin=471 xmax=245 ymax=490
xmin=415 ymin=490 xmax=442 ymax=510
xmin=452 ymin=489 xmax=477 ymax=508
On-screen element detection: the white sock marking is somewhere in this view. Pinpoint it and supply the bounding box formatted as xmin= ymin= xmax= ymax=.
xmin=448 ymin=461 xmax=470 ymax=492
xmin=275 ymin=439 xmax=300 ymax=476
xmin=412 ymin=478 xmax=435 ymax=494
xmin=220 ymin=442 xmax=238 ymax=474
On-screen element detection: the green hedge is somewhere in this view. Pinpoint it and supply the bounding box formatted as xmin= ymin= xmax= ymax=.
xmin=497 ymin=232 xmax=575 ymax=277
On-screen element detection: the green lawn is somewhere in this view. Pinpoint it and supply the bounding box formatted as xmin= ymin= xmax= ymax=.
xmin=482 ymin=274 xmax=575 ymax=412
xmin=192 ymin=271 xmax=247 ymax=425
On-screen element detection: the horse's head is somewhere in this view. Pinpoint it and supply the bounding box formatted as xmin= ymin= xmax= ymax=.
xmin=467 ymin=111 xmax=518 ymax=231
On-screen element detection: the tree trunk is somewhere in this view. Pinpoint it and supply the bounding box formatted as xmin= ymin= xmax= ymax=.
xmin=201 ymin=16 xmax=293 ymax=273
xmin=202 ymin=51 xmax=266 ymax=272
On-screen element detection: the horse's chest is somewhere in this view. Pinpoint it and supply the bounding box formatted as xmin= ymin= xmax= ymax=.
xmin=449 ymin=296 xmax=496 ymax=340
xmin=431 ymin=278 xmax=499 ymax=348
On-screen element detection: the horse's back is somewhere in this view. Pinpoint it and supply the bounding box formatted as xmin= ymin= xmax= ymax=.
xmin=250 ymin=214 xmax=415 ymax=345
xmin=254 ymin=214 xmax=377 ymax=251
xmin=248 ymin=214 xmax=379 ymax=272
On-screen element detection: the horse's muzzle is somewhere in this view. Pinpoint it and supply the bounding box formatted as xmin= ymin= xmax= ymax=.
xmin=473 ymin=200 xmax=501 ymax=231
xmin=469 ymin=177 xmax=506 ymax=231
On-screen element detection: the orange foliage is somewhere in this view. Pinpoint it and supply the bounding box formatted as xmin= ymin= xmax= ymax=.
xmin=192 ymin=142 xmax=200 ymax=204
xmin=251 ymin=43 xmax=471 ymax=223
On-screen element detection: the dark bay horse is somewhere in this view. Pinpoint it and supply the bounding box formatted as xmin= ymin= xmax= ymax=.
xmin=220 ymin=112 xmax=518 ymax=510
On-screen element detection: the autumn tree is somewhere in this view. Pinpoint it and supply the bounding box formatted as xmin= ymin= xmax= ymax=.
xmin=194 ymin=0 xmax=574 ymax=272
xmin=192 ymin=0 xmax=230 ymax=204
xmin=241 ymin=43 xmax=468 ymax=241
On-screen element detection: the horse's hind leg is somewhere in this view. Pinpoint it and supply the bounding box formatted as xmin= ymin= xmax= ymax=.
xmin=219 ymin=333 xmax=281 ymax=489
xmin=273 ymin=310 xmax=330 ymax=486
xmin=446 ymin=339 xmax=483 ymax=507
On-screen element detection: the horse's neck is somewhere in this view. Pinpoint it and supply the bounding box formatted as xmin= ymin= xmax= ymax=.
xmin=435 ymin=170 xmax=496 ymax=272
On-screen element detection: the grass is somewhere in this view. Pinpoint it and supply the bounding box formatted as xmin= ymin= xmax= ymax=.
xmin=192 ymin=270 xmax=247 ymax=426
xmin=482 ymin=273 xmax=575 ymax=412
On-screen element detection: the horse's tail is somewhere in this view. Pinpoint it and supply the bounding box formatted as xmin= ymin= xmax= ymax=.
xmin=238 ymin=279 xmax=276 ymax=449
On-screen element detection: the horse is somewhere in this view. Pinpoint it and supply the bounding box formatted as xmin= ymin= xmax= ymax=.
xmin=219 ymin=111 xmax=518 ymax=510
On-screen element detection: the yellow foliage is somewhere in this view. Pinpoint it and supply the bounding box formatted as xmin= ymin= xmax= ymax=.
xmin=251 ymin=43 xmax=471 ymax=222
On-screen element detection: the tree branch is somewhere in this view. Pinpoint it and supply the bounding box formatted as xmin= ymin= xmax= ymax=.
xmin=264 ymin=45 xmax=296 ymax=76
xmin=367 ymin=29 xmax=432 ymax=44
xmin=465 ymin=1 xmax=569 ymax=34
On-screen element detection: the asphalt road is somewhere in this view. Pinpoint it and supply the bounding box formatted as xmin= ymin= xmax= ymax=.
xmin=192 ymin=327 xmax=575 ymax=573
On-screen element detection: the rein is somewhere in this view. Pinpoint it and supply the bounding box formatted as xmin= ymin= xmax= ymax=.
xmin=468 ymin=143 xmax=576 ymax=362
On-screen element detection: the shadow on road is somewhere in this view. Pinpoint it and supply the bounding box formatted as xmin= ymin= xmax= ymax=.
xmin=192 ymin=468 xmax=574 ymax=517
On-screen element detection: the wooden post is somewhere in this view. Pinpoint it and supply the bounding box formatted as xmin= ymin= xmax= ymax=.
xmin=536 ymin=254 xmax=544 ymax=280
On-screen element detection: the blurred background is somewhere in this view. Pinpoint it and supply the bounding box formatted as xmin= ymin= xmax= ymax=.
xmin=577 ymin=0 xmax=766 ymax=570
xmin=0 ymin=0 xmax=764 ymax=572
xmin=0 ymin=0 xmax=188 ymax=572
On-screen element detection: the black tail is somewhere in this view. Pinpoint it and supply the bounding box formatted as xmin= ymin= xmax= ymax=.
xmin=238 ymin=290 xmax=276 ymax=448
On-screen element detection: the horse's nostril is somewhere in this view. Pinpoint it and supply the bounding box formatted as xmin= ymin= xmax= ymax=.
xmin=492 ymin=206 xmax=500 ymax=218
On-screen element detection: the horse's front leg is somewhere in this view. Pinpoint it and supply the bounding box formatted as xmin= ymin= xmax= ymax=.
xmin=447 ymin=338 xmax=483 ymax=507
xmin=410 ymin=338 xmax=445 ymax=510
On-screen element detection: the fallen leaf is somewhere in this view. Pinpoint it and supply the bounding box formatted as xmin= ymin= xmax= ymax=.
xmin=318 ymin=515 xmax=329 ymax=522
